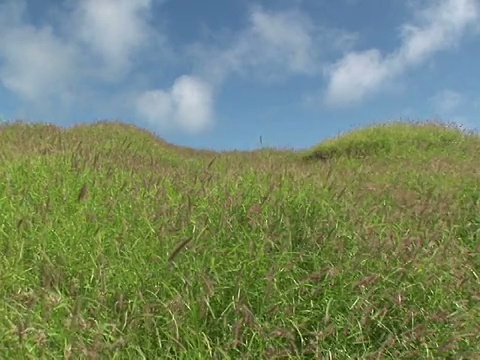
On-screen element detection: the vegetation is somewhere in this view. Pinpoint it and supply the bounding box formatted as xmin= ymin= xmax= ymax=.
xmin=0 ymin=119 xmax=479 ymax=359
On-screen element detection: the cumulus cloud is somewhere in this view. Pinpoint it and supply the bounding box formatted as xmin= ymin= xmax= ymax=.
xmin=0 ymin=0 xmax=156 ymax=97
xmin=430 ymin=89 xmax=464 ymax=113
xmin=135 ymin=75 xmax=214 ymax=134
xmin=69 ymin=0 xmax=155 ymax=80
xmin=0 ymin=23 xmax=78 ymax=102
xmin=0 ymin=0 xmax=168 ymax=122
xmin=190 ymin=6 xmax=357 ymax=85
xmin=428 ymin=89 xmax=479 ymax=130
xmin=135 ymin=6 xmax=347 ymax=132
xmin=474 ymin=97 xmax=480 ymax=110
xmin=324 ymin=0 xmax=479 ymax=107
xmin=0 ymin=1 xmax=78 ymax=102
xmin=243 ymin=8 xmax=319 ymax=75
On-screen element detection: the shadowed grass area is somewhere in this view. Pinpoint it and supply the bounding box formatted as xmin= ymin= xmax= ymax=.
xmin=0 ymin=119 xmax=479 ymax=358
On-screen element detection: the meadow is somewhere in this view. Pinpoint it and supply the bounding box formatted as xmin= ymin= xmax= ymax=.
xmin=0 ymin=119 xmax=479 ymax=359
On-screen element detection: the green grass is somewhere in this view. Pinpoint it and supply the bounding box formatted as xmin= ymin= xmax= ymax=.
xmin=1 ymin=119 xmax=479 ymax=359
xmin=302 ymin=120 xmax=475 ymax=161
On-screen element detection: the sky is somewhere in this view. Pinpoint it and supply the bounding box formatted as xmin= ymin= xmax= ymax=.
xmin=0 ymin=0 xmax=479 ymax=151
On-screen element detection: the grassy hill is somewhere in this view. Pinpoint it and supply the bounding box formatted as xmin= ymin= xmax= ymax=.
xmin=0 ymin=119 xmax=479 ymax=358
xmin=302 ymin=120 xmax=476 ymax=161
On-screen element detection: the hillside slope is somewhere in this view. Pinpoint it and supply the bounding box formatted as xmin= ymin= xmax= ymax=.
xmin=0 ymin=119 xmax=479 ymax=358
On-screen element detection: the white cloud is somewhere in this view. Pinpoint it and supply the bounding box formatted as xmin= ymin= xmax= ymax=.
xmin=323 ymin=50 xmax=391 ymax=107
xmin=190 ymin=6 xmax=357 ymax=85
xmin=245 ymin=8 xmax=318 ymax=74
xmin=177 ymin=8 xmax=331 ymax=131
xmin=0 ymin=24 xmax=78 ymax=102
xmin=0 ymin=0 xmax=157 ymax=100
xmin=70 ymin=0 xmax=154 ymax=80
xmin=0 ymin=1 xmax=79 ymax=103
xmin=325 ymin=0 xmax=479 ymax=107
xmin=0 ymin=1 xmax=25 ymax=26
xmin=136 ymin=75 xmax=214 ymax=134
xmin=430 ymin=89 xmax=464 ymax=113
xmin=474 ymin=97 xmax=480 ymax=110
xmin=0 ymin=0 xmax=170 ymax=123
xmin=428 ymin=89 xmax=480 ymax=130
xmin=398 ymin=0 xmax=478 ymax=65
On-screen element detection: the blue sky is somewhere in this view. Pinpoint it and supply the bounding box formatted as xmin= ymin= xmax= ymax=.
xmin=0 ymin=0 xmax=479 ymax=150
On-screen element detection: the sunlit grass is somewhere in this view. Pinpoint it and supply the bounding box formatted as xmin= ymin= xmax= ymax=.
xmin=0 ymin=119 xmax=479 ymax=358
xmin=302 ymin=120 xmax=476 ymax=161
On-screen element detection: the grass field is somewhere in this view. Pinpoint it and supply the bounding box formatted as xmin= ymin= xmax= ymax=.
xmin=0 ymin=119 xmax=479 ymax=359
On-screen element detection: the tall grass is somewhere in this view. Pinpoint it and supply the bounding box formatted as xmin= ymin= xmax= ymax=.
xmin=0 ymin=119 xmax=479 ymax=358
